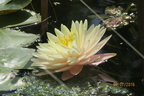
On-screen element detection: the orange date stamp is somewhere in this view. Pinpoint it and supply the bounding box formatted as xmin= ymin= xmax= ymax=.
xmin=113 ymin=82 xmax=135 ymax=87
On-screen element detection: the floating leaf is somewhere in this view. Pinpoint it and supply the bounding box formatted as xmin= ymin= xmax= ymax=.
xmin=0 ymin=68 xmax=25 ymax=91
xmin=0 ymin=9 xmax=41 ymax=28
xmin=0 ymin=48 xmax=35 ymax=69
xmin=0 ymin=0 xmax=32 ymax=15
xmin=0 ymin=77 xmax=25 ymax=91
xmin=0 ymin=28 xmax=39 ymax=49
xmin=0 ymin=48 xmax=34 ymax=91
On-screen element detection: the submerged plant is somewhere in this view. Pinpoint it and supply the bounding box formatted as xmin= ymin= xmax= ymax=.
xmin=31 ymin=20 xmax=116 ymax=80
xmin=88 ymin=3 xmax=136 ymax=30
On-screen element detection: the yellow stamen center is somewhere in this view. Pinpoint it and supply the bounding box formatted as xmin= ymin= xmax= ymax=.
xmin=57 ymin=31 xmax=75 ymax=46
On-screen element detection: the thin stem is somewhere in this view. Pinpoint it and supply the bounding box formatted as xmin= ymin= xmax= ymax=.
xmin=44 ymin=69 xmax=69 ymax=89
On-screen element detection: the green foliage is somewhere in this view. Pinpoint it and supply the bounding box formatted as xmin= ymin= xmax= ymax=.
xmin=0 ymin=0 xmax=41 ymax=92
xmin=0 ymin=29 xmax=39 ymax=91
xmin=0 ymin=48 xmax=35 ymax=69
xmin=0 ymin=70 xmax=25 ymax=91
xmin=0 ymin=48 xmax=34 ymax=91
xmin=0 ymin=0 xmax=41 ymax=28
xmin=0 ymin=29 xmax=39 ymax=49
xmin=0 ymin=9 xmax=41 ymax=28
xmin=0 ymin=0 xmax=32 ymax=15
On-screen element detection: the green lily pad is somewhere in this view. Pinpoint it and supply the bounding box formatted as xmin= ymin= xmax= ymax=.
xmin=0 ymin=48 xmax=35 ymax=69
xmin=0 ymin=0 xmax=32 ymax=15
xmin=0 ymin=76 xmax=25 ymax=91
xmin=0 ymin=48 xmax=35 ymax=91
xmin=0 ymin=28 xmax=39 ymax=49
xmin=0 ymin=68 xmax=25 ymax=91
xmin=0 ymin=9 xmax=41 ymax=28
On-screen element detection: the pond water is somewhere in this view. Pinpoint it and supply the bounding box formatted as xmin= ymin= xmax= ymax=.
xmin=1 ymin=0 xmax=144 ymax=95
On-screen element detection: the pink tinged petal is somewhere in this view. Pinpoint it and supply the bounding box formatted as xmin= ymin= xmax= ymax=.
xmin=62 ymin=71 xmax=75 ymax=81
xmin=87 ymin=55 xmax=101 ymax=64
xmin=70 ymin=65 xmax=83 ymax=75
xmin=78 ymin=58 xmax=90 ymax=65
xmin=89 ymin=53 xmax=117 ymax=65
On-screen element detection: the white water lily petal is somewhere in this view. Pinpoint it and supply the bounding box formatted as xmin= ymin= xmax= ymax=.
xmin=85 ymin=35 xmax=112 ymax=58
xmin=47 ymin=32 xmax=58 ymax=42
xmin=55 ymin=28 xmax=64 ymax=37
xmin=61 ymin=24 xmax=71 ymax=35
xmin=32 ymin=20 xmax=116 ymax=80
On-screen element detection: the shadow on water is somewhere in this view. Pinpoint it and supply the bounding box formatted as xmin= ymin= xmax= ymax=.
xmin=2 ymin=0 xmax=143 ymax=95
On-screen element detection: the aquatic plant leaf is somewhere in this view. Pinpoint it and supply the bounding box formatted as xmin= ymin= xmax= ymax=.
xmin=0 ymin=64 xmax=25 ymax=91
xmin=0 ymin=48 xmax=34 ymax=69
xmin=0 ymin=76 xmax=25 ymax=91
xmin=0 ymin=0 xmax=32 ymax=15
xmin=0 ymin=68 xmax=25 ymax=91
xmin=0 ymin=48 xmax=34 ymax=91
xmin=0 ymin=28 xmax=39 ymax=49
xmin=0 ymin=9 xmax=41 ymax=28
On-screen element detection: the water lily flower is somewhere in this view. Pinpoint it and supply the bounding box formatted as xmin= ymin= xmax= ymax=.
xmin=31 ymin=20 xmax=116 ymax=81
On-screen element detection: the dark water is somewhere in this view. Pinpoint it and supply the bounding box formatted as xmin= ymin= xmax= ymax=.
xmin=2 ymin=0 xmax=144 ymax=95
